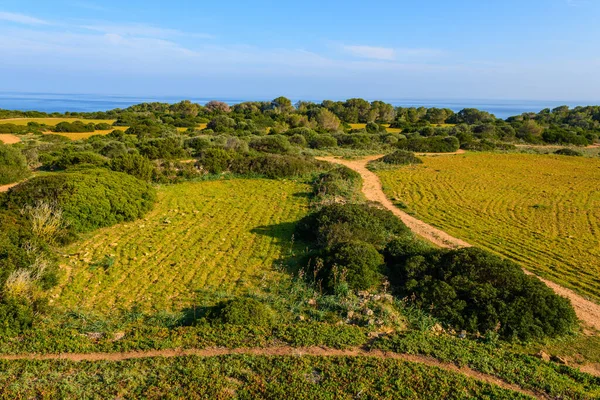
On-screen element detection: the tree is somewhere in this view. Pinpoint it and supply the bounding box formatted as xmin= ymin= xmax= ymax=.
xmin=171 ymin=100 xmax=200 ymax=117
xmin=314 ymin=108 xmax=341 ymax=132
xmin=270 ymin=96 xmax=294 ymax=114
xmin=204 ymin=100 xmax=231 ymax=113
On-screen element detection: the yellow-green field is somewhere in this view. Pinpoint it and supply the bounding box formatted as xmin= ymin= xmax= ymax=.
xmin=349 ymin=123 xmax=402 ymax=134
xmin=45 ymin=129 xmax=126 ymax=140
xmin=0 ymin=118 xmax=117 ymax=125
xmin=53 ymin=179 xmax=309 ymax=313
xmin=377 ymin=153 xmax=600 ymax=302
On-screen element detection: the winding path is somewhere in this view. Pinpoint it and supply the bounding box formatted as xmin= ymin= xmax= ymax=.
xmin=316 ymin=155 xmax=600 ymax=332
xmin=0 ymin=345 xmax=542 ymax=399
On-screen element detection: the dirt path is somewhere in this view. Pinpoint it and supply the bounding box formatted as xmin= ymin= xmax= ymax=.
xmin=0 ymin=134 xmax=20 ymax=144
xmin=0 ymin=346 xmax=541 ymax=399
xmin=0 ymin=181 xmax=22 ymax=193
xmin=317 ymin=155 xmax=600 ymax=332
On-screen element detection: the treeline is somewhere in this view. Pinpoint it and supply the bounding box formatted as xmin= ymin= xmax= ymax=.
xmin=2 ymin=98 xmax=599 ymax=146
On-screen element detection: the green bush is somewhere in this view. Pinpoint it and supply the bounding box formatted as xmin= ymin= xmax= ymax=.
xmin=386 ymin=246 xmax=577 ymax=340
xmin=398 ymin=136 xmax=460 ymax=153
xmin=231 ymin=154 xmax=323 ymax=178
xmin=323 ymin=240 xmax=384 ymax=290
xmin=3 ymin=169 xmax=156 ymax=234
xmin=94 ymin=122 xmax=113 ymax=130
xmin=298 ymin=203 xmax=410 ymax=250
xmin=196 ymin=148 xmax=238 ymax=174
xmin=554 ymin=148 xmax=583 ymax=157
xmin=110 ymin=153 xmax=155 ymax=181
xmin=47 ymin=151 xmax=107 ymax=170
xmin=0 ymin=144 xmax=30 ymax=185
xmin=53 ymin=121 xmax=95 ymax=133
xmin=309 ymin=134 xmax=338 ymax=149
xmin=138 ymin=137 xmax=187 ymax=160
xmin=99 ymin=141 xmax=128 ymax=158
xmin=289 ymin=134 xmax=307 ymax=147
xmin=380 ymin=150 xmax=423 ymax=165
xmin=249 ymin=135 xmax=292 ymax=154
xmin=312 ymin=166 xmax=362 ymax=203
xmin=212 ymin=297 xmax=274 ymax=326
xmin=0 ymin=297 xmax=34 ymax=335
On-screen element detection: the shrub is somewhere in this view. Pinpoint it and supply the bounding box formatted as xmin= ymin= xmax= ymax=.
xmin=212 ymin=297 xmax=274 ymax=326
xmin=47 ymin=151 xmax=107 ymax=170
xmin=0 ymin=144 xmax=30 ymax=185
xmin=323 ymin=240 xmax=384 ymax=291
xmin=138 ymin=137 xmax=188 ymax=160
xmin=397 ymin=136 xmax=460 ymax=153
xmin=196 ymin=148 xmax=238 ymax=174
xmin=53 ymin=121 xmax=95 ymax=133
xmin=0 ymin=297 xmax=34 ymax=334
xmin=312 ymin=166 xmax=362 ymax=203
xmin=297 ymin=203 xmax=410 ymax=250
xmin=554 ymin=148 xmax=583 ymax=157
xmin=94 ymin=122 xmax=113 ymax=130
xmin=249 ymin=135 xmax=292 ymax=154
xmin=289 ymin=134 xmax=307 ymax=147
xmin=3 ymin=169 xmax=156 ymax=234
xmin=231 ymin=154 xmax=323 ymax=178
xmin=380 ymin=150 xmax=423 ymax=165
xmin=99 ymin=141 xmax=128 ymax=158
xmin=386 ymin=246 xmax=577 ymax=340
xmin=110 ymin=153 xmax=155 ymax=181
xmin=309 ymin=134 xmax=338 ymax=149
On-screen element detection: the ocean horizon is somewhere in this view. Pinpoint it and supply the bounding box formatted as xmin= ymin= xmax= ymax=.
xmin=0 ymin=92 xmax=597 ymax=120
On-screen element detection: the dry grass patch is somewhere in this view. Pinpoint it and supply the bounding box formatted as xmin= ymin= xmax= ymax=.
xmin=0 ymin=134 xmax=20 ymax=144
xmin=53 ymin=179 xmax=310 ymax=313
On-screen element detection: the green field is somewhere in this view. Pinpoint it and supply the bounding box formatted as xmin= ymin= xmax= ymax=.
xmin=53 ymin=179 xmax=310 ymax=313
xmin=0 ymin=355 xmax=528 ymax=399
xmin=376 ymin=152 xmax=600 ymax=302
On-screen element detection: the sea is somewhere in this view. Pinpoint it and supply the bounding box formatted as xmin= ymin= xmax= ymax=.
xmin=0 ymin=92 xmax=597 ymax=120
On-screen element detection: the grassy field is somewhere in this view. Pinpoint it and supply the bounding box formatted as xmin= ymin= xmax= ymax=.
xmin=0 ymin=355 xmax=528 ymax=399
xmin=376 ymin=152 xmax=600 ymax=302
xmin=53 ymin=179 xmax=310 ymax=313
xmin=349 ymin=123 xmax=403 ymax=134
xmin=44 ymin=129 xmax=125 ymax=140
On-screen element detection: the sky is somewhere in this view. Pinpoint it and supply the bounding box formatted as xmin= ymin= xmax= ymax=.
xmin=0 ymin=0 xmax=599 ymax=101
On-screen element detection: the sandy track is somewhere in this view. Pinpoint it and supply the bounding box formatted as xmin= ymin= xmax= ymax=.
xmin=317 ymin=155 xmax=600 ymax=332
xmin=0 ymin=346 xmax=541 ymax=398
xmin=0 ymin=182 xmax=22 ymax=193
xmin=0 ymin=134 xmax=20 ymax=144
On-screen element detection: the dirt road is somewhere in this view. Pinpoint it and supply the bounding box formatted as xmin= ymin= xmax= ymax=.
xmin=0 ymin=134 xmax=20 ymax=144
xmin=317 ymin=155 xmax=600 ymax=332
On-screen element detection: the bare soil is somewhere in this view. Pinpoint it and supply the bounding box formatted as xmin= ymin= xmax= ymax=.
xmin=317 ymin=155 xmax=600 ymax=332
xmin=0 ymin=134 xmax=20 ymax=144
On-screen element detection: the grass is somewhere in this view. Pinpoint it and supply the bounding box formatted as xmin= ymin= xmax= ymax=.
xmin=44 ymin=129 xmax=126 ymax=140
xmin=348 ymin=123 xmax=402 ymax=134
xmin=52 ymin=178 xmax=310 ymax=313
xmin=0 ymin=117 xmax=117 ymax=125
xmin=0 ymin=355 xmax=530 ymax=399
xmin=376 ymin=152 xmax=600 ymax=302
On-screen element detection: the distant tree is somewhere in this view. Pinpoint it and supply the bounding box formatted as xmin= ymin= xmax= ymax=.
xmin=204 ymin=100 xmax=231 ymax=113
xmin=270 ymin=96 xmax=294 ymax=114
xmin=314 ymin=108 xmax=341 ymax=132
xmin=171 ymin=100 xmax=200 ymax=117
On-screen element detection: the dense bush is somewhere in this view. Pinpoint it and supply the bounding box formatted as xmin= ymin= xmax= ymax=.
xmin=196 ymin=148 xmax=238 ymax=174
xmin=298 ymin=203 xmax=410 ymax=250
xmin=554 ymin=148 xmax=583 ymax=157
xmin=231 ymin=154 xmax=323 ymax=178
xmin=138 ymin=137 xmax=188 ymax=160
xmin=211 ymin=297 xmax=274 ymax=326
xmin=386 ymin=246 xmax=577 ymax=340
xmin=110 ymin=153 xmax=155 ymax=181
xmin=53 ymin=121 xmax=95 ymax=133
xmin=0 ymin=144 xmax=30 ymax=185
xmin=47 ymin=151 xmax=107 ymax=170
xmin=3 ymin=169 xmax=156 ymax=234
xmin=94 ymin=122 xmax=113 ymax=130
xmin=323 ymin=240 xmax=384 ymax=290
xmin=380 ymin=150 xmax=423 ymax=165
xmin=248 ymin=135 xmax=292 ymax=154
xmin=309 ymin=134 xmax=338 ymax=149
xmin=312 ymin=166 xmax=362 ymax=203
xmin=397 ymin=136 xmax=460 ymax=153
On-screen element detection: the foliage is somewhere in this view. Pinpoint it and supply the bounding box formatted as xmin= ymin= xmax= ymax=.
xmin=3 ymin=169 xmax=156 ymax=234
xmin=323 ymin=240 xmax=385 ymax=291
xmin=311 ymin=166 xmax=363 ymax=204
xmin=109 ymin=153 xmax=155 ymax=181
xmin=249 ymin=135 xmax=293 ymax=154
xmin=554 ymin=148 xmax=583 ymax=157
xmin=397 ymin=136 xmax=460 ymax=153
xmin=46 ymin=151 xmax=108 ymax=170
xmin=0 ymin=143 xmax=30 ymax=185
xmin=212 ymin=297 xmax=275 ymax=326
xmin=309 ymin=134 xmax=338 ymax=149
xmin=380 ymin=150 xmax=423 ymax=165
xmin=386 ymin=246 xmax=577 ymax=340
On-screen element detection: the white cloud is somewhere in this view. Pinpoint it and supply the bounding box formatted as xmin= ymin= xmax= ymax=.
xmin=80 ymin=23 xmax=214 ymax=39
xmin=342 ymin=45 xmax=396 ymax=60
xmin=0 ymin=11 xmax=49 ymax=25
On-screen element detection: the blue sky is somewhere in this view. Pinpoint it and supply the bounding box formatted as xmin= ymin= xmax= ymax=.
xmin=1 ymin=0 xmax=599 ymax=100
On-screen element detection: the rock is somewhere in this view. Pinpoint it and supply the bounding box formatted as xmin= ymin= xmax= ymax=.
xmin=358 ymin=291 xmax=370 ymax=298
xmin=307 ymin=298 xmax=317 ymax=306
xmin=86 ymin=332 xmax=104 ymax=340
xmin=372 ymin=295 xmax=381 ymax=301
xmin=363 ymin=308 xmax=374 ymax=316
xmin=346 ymin=310 xmax=355 ymax=319
xmin=431 ymin=323 xmax=444 ymax=335
xmin=297 ymin=315 xmax=305 ymax=322
xmin=535 ymin=351 xmax=551 ymax=362
xmin=112 ymin=332 xmax=126 ymax=341
xmin=383 ymin=294 xmax=394 ymax=303
xmin=458 ymin=330 xmax=467 ymax=339
xmin=550 ymin=355 xmax=568 ymax=365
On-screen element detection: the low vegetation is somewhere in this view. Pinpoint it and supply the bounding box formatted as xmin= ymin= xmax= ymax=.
xmin=0 ymin=143 xmax=30 ymax=185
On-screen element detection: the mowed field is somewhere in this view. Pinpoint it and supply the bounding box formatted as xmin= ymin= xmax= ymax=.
xmin=377 ymin=153 xmax=600 ymax=302
xmin=53 ymin=179 xmax=310 ymax=313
